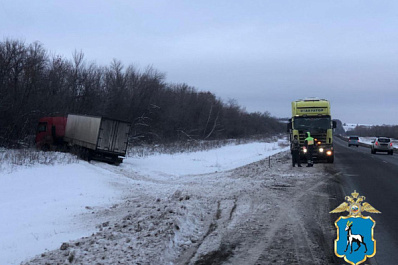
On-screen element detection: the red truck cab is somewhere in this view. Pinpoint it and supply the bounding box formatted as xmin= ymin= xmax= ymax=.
xmin=35 ymin=117 xmax=67 ymax=150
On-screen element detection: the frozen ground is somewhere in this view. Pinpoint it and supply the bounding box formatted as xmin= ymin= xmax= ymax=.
xmin=343 ymin=123 xmax=372 ymax=132
xmin=1 ymin=139 xmax=339 ymax=264
xmin=0 ymin=157 xmax=134 ymax=265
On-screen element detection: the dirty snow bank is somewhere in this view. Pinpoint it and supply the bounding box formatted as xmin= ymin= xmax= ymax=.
xmin=23 ymin=150 xmax=335 ymax=265
xmin=1 ymin=139 xmax=290 ymax=265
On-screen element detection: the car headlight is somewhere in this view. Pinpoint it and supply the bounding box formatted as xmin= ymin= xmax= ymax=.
xmin=326 ymin=150 xmax=332 ymax=156
xmin=303 ymin=147 xmax=307 ymax=153
xmin=319 ymin=148 xmax=324 ymax=153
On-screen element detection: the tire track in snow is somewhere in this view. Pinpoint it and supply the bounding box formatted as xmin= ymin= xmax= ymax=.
xmin=185 ymin=155 xmax=339 ymax=265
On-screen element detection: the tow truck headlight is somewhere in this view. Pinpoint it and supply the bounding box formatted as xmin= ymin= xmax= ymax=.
xmin=326 ymin=150 xmax=332 ymax=156
xmin=303 ymin=147 xmax=307 ymax=153
xmin=319 ymin=148 xmax=324 ymax=153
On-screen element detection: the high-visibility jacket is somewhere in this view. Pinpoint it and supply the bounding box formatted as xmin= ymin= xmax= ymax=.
xmin=305 ymin=132 xmax=314 ymax=146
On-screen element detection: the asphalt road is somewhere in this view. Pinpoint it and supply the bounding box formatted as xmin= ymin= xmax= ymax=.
xmin=332 ymin=137 xmax=398 ymax=265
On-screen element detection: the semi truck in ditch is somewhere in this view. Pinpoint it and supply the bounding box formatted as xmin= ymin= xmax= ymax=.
xmin=35 ymin=114 xmax=131 ymax=164
xmin=287 ymin=98 xmax=336 ymax=163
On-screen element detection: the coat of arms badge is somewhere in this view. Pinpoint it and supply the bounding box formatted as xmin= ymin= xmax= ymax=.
xmin=330 ymin=190 xmax=381 ymax=265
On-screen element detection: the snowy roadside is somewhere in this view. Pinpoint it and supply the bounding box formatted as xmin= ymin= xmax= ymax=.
xmin=21 ymin=149 xmax=339 ymax=265
xmin=0 ymin=161 xmax=135 ymax=265
xmin=1 ymin=139 xmax=289 ymax=265
xmin=339 ymin=136 xmax=398 ymax=150
xmin=359 ymin=137 xmax=398 ymax=149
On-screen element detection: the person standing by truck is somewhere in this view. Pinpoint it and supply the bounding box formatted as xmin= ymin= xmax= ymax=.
xmin=291 ymin=135 xmax=302 ymax=167
xmin=305 ymin=132 xmax=314 ymax=167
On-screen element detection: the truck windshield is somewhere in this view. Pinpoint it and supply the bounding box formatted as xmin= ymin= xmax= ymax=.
xmin=37 ymin=122 xmax=47 ymax=133
xmin=293 ymin=117 xmax=331 ymax=130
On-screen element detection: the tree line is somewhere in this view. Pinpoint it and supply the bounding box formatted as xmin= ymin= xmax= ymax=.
xmin=0 ymin=39 xmax=284 ymax=147
xmin=347 ymin=125 xmax=398 ymax=139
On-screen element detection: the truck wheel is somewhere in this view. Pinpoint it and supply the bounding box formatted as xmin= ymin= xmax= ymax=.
xmin=389 ymin=151 xmax=393 ymax=155
xmin=371 ymin=149 xmax=375 ymax=154
xmin=82 ymin=149 xmax=92 ymax=161
xmin=42 ymin=144 xmax=50 ymax=152
xmin=327 ymin=156 xmax=334 ymax=163
xmin=75 ymin=147 xmax=90 ymax=161
xmin=87 ymin=150 xmax=92 ymax=162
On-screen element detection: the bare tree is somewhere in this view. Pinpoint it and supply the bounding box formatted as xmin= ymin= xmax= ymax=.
xmin=0 ymin=38 xmax=284 ymax=146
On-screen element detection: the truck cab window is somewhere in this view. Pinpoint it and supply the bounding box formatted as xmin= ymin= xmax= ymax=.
xmin=293 ymin=117 xmax=331 ymax=131
xmin=37 ymin=122 xmax=47 ymax=133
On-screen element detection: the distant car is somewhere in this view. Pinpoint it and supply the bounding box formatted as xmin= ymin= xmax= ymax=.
xmin=348 ymin=136 xmax=360 ymax=147
xmin=371 ymin=137 xmax=393 ymax=155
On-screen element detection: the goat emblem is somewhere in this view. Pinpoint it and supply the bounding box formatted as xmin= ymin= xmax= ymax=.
xmin=344 ymin=221 xmax=367 ymax=254
xmin=330 ymin=191 xmax=380 ymax=265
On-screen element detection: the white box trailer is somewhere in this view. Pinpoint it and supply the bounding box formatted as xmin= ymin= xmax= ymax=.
xmin=64 ymin=114 xmax=131 ymax=164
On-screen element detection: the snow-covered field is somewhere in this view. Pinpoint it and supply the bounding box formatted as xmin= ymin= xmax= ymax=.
xmin=358 ymin=136 xmax=376 ymax=145
xmin=0 ymin=159 xmax=134 ymax=265
xmin=126 ymin=140 xmax=288 ymax=177
xmin=343 ymin=123 xmax=373 ymax=132
xmin=0 ymin=139 xmax=289 ymax=265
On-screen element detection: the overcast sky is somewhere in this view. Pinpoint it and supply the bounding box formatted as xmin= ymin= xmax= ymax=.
xmin=1 ymin=0 xmax=397 ymax=125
